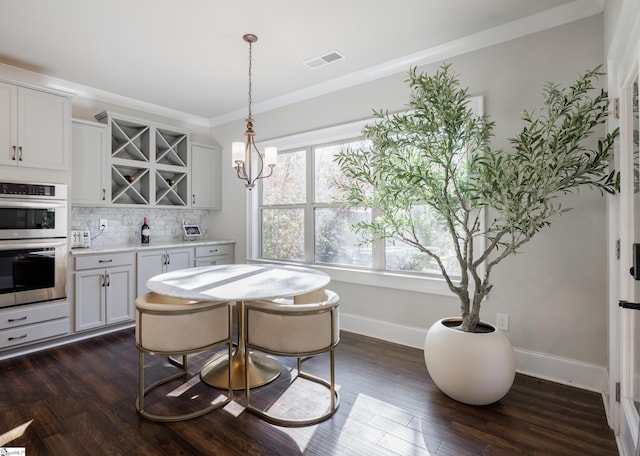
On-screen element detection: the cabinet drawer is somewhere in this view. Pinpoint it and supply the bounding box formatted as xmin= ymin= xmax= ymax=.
xmin=195 ymin=244 xmax=233 ymax=258
xmin=0 ymin=318 xmax=69 ymax=349
xmin=75 ymin=252 xmax=134 ymax=270
xmin=195 ymin=255 xmax=231 ymax=267
xmin=0 ymin=301 xmax=70 ymax=330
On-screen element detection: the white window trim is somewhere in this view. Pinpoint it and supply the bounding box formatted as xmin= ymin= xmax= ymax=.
xmin=250 ymin=97 xmax=483 ymax=297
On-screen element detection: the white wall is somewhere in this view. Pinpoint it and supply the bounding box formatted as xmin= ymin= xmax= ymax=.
xmin=212 ymin=15 xmax=610 ymax=388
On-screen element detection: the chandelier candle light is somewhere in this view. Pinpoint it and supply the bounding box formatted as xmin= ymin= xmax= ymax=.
xmin=232 ymin=33 xmax=277 ymax=190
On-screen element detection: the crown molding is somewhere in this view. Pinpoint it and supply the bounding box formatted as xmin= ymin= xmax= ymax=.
xmin=0 ymin=62 xmax=212 ymax=128
xmin=210 ymin=0 xmax=604 ymax=127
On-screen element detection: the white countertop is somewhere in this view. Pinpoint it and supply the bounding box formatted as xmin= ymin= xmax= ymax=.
xmin=69 ymin=239 xmax=236 ymax=256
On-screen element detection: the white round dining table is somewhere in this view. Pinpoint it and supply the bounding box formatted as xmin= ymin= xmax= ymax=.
xmin=146 ymin=263 xmax=331 ymax=389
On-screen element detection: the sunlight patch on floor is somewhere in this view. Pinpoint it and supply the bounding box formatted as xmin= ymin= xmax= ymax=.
xmin=167 ymin=374 xmax=201 ymax=397
xmin=260 ymin=390 xmax=433 ymax=455
xmin=255 ymin=377 xmax=337 ymax=452
xmin=340 ymin=395 xmax=432 ymax=455
xmin=262 ymin=378 xmax=333 ymax=419
xmin=0 ymin=419 xmax=33 ymax=447
xmin=223 ymin=400 xmax=245 ymax=417
xmin=266 ymin=420 xmax=317 ymax=453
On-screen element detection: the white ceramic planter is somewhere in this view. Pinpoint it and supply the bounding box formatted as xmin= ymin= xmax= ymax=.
xmin=424 ymin=317 xmax=515 ymax=405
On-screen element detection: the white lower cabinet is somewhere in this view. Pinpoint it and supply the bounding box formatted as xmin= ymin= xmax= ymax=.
xmin=136 ymin=247 xmax=193 ymax=298
xmin=0 ymin=300 xmax=70 ymax=349
xmin=194 ymin=243 xmax=234 ymax=267
xmin=74 ymin=252 xmax=135 ymax=331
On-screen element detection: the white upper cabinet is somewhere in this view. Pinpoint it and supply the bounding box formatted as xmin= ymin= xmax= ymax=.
xmin=0 ymin=83 xmax=17 ymax=166
xmin=0 ymin=81 xmax=70 ymax=170
xmin=72 ymin=120 xmax=108 ymax=205
xmin=191 ymin=143 xmax=221 ymax=209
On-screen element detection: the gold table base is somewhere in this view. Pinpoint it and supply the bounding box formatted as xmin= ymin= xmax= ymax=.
xmin=200 ymin=350 xmax=281 ymax=390
xmin=200 ymin=300 xmax=281 ymax=390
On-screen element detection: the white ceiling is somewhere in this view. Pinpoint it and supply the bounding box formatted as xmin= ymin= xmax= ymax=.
xmin=0 ymin=0 xmax=604 ymax=126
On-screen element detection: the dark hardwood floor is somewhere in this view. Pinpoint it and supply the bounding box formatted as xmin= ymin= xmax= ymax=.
xmin=1 ymin=328 xmax=618 ymax=455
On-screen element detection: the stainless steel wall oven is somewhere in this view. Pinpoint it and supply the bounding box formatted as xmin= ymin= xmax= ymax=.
xmin=0 ymin=182 xmax=67 ymax=309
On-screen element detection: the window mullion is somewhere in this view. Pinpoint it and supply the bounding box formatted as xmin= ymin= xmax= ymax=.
xmin=304 ymin=146 xmax=315 ymax=263
xmin=372 ymin=208 xmax=385 ymax=270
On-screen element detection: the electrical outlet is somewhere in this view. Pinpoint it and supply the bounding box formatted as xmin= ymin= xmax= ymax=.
xmin=496 ymin=313 xmax=509 ymax=331
xmin=99 ymin=219 xmax=108 ymax=230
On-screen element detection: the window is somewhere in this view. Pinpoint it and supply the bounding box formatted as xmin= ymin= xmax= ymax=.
xmin=261 ymin=149 xmax=306 ymax=261
xmin=314 ymin=141 xmax=372 ymax=267
xmin=260 ymin=141 xmax=374 ymax=268
xmin=385 ymin=205 xmax=461 ymax=276
xmin=251 ymin=110 xmax=481 ymax=294
xmin=257 ymin=138 xmax=459 ymax=277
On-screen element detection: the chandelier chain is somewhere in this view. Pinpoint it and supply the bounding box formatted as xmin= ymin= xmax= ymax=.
xmin=247 ymin=40 xmax=253 ymax=119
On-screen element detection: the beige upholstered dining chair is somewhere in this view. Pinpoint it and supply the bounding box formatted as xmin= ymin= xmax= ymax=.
xmin=243 ymin=289 xmax=340 ymax=426
xmin=135 ymin=292 xmax=233 ymax=422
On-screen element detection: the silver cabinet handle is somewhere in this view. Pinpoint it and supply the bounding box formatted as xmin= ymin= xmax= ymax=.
xmin=8 ymin=316 xmax=27 ymax=323
xmin=11 ymin=145 xmax=16 ymax=160
xmin=102 ymin=189 xmax=106 ymax=201
xmin=192 ymin=194 xmax=196 ymax=204
xmin=17 ymin=146 xmax=22 ymax=161
xmin=166 ymin=253 xmax=171 ymax=265
xmin=9 ymin=334 xmax=27 ymax=341
xmin=99 ymin=259 xmax=113 ymax=263
xmin=105 ymin=273 xmax=110 ymax=287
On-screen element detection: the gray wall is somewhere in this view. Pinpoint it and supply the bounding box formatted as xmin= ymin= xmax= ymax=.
xmin=211 ymin=15 xmax=609 ymax=368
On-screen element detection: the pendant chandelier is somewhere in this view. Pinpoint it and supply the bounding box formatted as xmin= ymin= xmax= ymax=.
xmin=232 ymin=34 xmax=276 ymax=190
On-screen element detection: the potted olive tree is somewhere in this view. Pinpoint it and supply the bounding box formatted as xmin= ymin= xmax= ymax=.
xmin=333 ymin=64 xmax=618 ymax=405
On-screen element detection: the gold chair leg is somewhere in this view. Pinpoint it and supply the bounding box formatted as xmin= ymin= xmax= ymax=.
xmin=245 ymin=349 xmax=340 ymax=427
xmin=136 ymin=348 xmax=232 ymax=423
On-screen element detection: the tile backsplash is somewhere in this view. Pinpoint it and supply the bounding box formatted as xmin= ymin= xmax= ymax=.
xmin=71 ymin=207 xmax=213 ymax=247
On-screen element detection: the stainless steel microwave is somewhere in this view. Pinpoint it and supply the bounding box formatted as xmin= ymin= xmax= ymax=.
xmin=0 ymin=182 xmax=67 ymax=240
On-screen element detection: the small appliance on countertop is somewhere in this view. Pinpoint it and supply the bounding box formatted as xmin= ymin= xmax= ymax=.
xmin=182 ymin=224 xmax=202 ymax=241
xmin=71 ymin=230 xmax=91 ymax=248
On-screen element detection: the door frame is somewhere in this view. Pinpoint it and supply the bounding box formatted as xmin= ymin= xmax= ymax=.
xmin=613 ymin=62 xmax=639 ymax=456
xmin=607 ymin=2 xmax=640 ymax=453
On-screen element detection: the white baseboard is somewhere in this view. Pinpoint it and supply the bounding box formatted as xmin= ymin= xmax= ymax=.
xmin=341 ymin=313 xmax=428 ymax=349
xmin=341 ymin=312 xmax=608 ymax=393
xmin=513 ymin=348 xmax=607 ymax=393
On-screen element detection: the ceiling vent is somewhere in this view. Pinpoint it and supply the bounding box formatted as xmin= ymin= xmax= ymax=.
xmin=304 ymin=50 xmax=345 ymax=69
